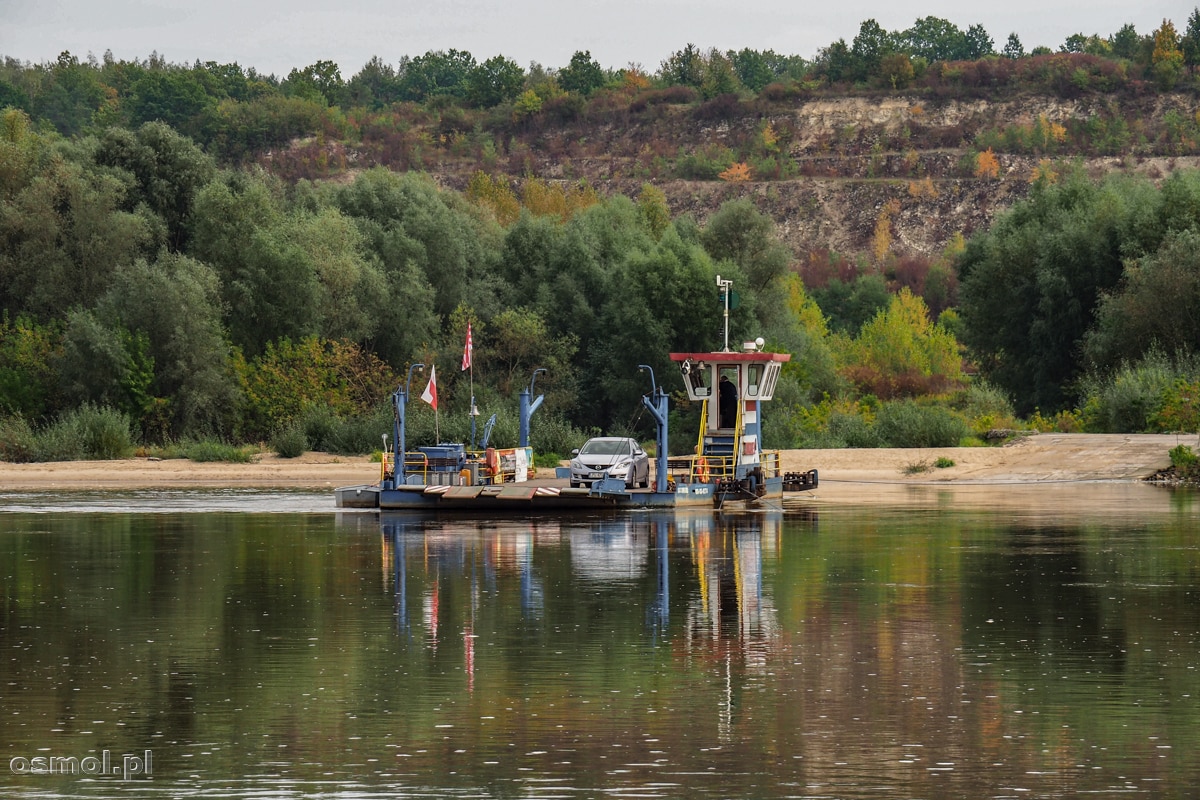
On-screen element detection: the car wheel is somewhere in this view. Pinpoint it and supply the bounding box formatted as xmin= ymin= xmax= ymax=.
xmin=570 ymin=481 xmax=579 ymax=488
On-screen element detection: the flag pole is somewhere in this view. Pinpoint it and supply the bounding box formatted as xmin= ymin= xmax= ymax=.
xmin=420 ymin=363 xmax=439 ymax=443
xmin=463 ymin=321 xmax=476 ymax=449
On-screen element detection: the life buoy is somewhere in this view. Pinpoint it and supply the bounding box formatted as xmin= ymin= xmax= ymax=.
xmin=695 ymin=456 xmax=710 ymax=483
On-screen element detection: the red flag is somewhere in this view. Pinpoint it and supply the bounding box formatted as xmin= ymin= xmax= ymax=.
xmin=461 ymin=322 xmax=473 ymax=371
xmin=420 ymin=364 xmax=438 ymax=410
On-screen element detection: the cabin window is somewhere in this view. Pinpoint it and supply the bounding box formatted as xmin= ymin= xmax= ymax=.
xmin=686 ymin=362 xmax=710 ymax=398
xmin=745 ymin=364 xmax=763 ymax=398
xmin=759 ymin=362 xmax=781 ymax=399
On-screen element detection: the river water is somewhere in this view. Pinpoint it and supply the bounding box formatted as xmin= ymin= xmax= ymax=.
xmin=2 ymin=484 xmax=1199 ymax=798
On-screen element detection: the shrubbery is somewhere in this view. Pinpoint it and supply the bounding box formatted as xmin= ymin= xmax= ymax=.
xmin=0 ymin=405 xmax=134 ymax=462
xmin=1078 ymin=353 xmax=1200 ymax=433
xmin=873 ymin=400 xmax=969 ymax=448
xmin=793 ymin=396 xmax=968 ymax=448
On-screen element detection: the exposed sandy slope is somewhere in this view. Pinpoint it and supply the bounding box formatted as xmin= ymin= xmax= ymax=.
xmin=0 ymin=434 xmax=1192 ymax=495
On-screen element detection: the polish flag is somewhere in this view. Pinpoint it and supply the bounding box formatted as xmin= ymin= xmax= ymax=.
xmin=461 ymin=323 xmax=473 ymax=371
xmin=420 ymin=364 xmax=438 ymax=410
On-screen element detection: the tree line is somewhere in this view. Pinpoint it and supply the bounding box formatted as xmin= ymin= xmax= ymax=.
xmin=2 ymin=12 xmax=1199 ymax=165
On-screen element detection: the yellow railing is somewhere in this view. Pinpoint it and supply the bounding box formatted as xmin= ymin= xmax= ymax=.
xmin=694 ymin=398 xmax=708 ymax=463
xmin=380 ymin=451 xmax=432 ymax=484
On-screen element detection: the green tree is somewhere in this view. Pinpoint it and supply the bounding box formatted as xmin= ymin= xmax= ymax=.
xmin=957 ymin=170 xmax=1157 ymax=413
xmin=699 ymin=199 xmax=790 ymax=303
xmin=282 ymin=60 xmax=345 ymax=106
xmin=851 ymin=19 xmax=893 ymax=82
xmin=818 ymin=39 xmax=854 ymax=83
xmin=1061 ymin=33 xmax=1088 ymax=53
xmin=588 ymin=223 xmax=720 ymax=431
xmin=0 ymin=314 xmax=61 ymax=420
xmin=127 ymin=68 xmax=213 ymax=134
xmin=346 ymin=56 xmax=401 ymax=109
xmin=234 ymin=336 xmax=398 ymax=440
xmin=557 ymin=51 xmax=606 ymax=95
xmin=335 ymin=168 xmax=497 ymax=321
xmin=728 ymin=49 xmax=775 ymax=92
xmin=1109 ymin=24 xmax=1142 ymax=60
xmin=700 ymin=49 xmax=739 ymax=98
xmin=34 ymin=51 xmax=107 ymax=136
xmin=485 ymin=307 xmax=578 ymax=397
xmin=1085 ymin=229 xmax=1200 ymax=369
xmin=465 ymin=55 xmax=525 ymax=107
xmin=1184 ymin=9 xmax=1200 ymax=73
xmin=636 ymin=184 xmax=671 ymax=240
xmin=964 ymin=24 xmax=994 ymax=58
xmin=58 ymin=311 xmax=154 ymax=424
xmin=1152 ymin=19 xmax=1185 ymax=88
xmin=190 ymin=172 xmax=318 ymax=355
xmin=285 ymin=207 xmax=387 ymax=344
xmin=659 ymin=44 xmax=705 ymax=88
xmin=94 ymin=121 xmax=216 ymax=252
xmin=95 ymin=252 xmax=239 ymax=438
xmin=901 ymin=17 xmax=969 ymax=62
xmin=0 ymin=127 xmax=151 ymax=318
xmin=812 ymin=273 xmax=890 ymax=335
xmin=837 ymin=288 xmax=964 ymax=398
xmin=1002 ymin=33 xmax=1026 ymax=59
xmin=397 ymin=49 xmax=477 ymax=102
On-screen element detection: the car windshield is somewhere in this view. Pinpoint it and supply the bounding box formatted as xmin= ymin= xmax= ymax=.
xmin=580 ymin=439 xmax=630 ymax=456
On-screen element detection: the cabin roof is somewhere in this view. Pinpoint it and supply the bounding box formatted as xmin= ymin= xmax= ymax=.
xmin=669 ymin=351 xmax=791 ymax=363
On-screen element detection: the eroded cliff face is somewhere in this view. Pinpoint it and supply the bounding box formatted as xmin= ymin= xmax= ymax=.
xmin=329 ymin=92 xmax=1200 ymax=262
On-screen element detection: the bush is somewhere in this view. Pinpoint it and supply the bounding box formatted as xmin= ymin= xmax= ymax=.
xmin=0 ymin=416 xmax=38 ymax=462
xmin=1170 ymin=444 xmax=1198 ymax=469
xmin=324 ymin=405 xmax=395 ymax=454
xmin=1170 ymin=444 xmax=1200 ymax=481
xmin=31 ymin=405 xmax=134 ymax=461
xmin=184 ymin=440 xmax=254 ymax=463
xmin=271 ymin=424 xmax=308 ymax=458
xmin=954 ymin=381 xmax=1020 ymax=434
xmin=874 ymin=400 xmax=969 ymax=448
xmin=1079 ymin=354 xmax=1178 ymax=432
xmin=74 ymin=405 xmax=136 ymax=460
xmin=827 ymin=411 xmax=881 ymax=448
xmin=530 ymin=413 xmax=590 ymax=458
xmin=299 ymin=404 xmax=342 ymax=452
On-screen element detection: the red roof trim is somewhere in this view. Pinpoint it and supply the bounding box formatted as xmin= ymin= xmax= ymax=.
xmin=669 ymin=352 xmax=791 ymax=363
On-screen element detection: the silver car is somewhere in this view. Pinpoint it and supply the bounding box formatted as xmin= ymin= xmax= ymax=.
xmin=569 ymin=437 xmax=650 ymax=489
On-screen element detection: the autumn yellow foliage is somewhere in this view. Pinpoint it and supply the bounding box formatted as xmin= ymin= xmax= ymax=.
xmin=974 ymin=148 xmax=1000 ymax=180
xmin=718 ymin=161 xmax=752 ymax=182
xmin=466 ymin=171 xmax=520 ymax=225
xmin=521 ymin=177 xmax=599 ymax=222
xmin=872 ymin=199 xmax=902 ymax=263
xmin=907 ymin=177 xmax=938 ymax=199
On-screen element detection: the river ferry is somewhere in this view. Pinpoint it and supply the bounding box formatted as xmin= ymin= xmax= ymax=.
xmin=335 ymin=341 xmax=816 ymax=511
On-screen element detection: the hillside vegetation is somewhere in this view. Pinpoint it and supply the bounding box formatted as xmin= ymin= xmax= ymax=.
xmin=2 ymin=14 xmax=1200 ymax=461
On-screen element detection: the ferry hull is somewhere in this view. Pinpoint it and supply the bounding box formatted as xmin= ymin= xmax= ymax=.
xmin=335 ymin=477 xmax=790 ymax=511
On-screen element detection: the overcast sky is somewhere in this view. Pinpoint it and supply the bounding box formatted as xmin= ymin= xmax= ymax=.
xmin=0 ymin=0 xmax=1188 ymax=79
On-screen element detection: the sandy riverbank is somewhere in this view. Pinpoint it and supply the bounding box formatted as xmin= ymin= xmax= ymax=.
xmin=0 ymin=433 xmax=1193 ymax=496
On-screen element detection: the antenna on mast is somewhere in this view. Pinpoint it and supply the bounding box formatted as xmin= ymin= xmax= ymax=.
xmin=716 ymin=274 xmax=733 ymax=352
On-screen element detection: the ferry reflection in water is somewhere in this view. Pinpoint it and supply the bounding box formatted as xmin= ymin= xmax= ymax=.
xmin=378 ymin=510 xmax=797 ymax=673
